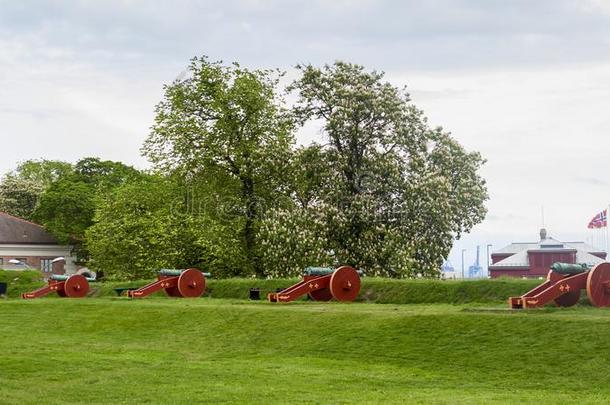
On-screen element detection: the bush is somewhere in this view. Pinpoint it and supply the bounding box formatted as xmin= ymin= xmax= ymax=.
xmin=0 ymin=270 xmax=45 ymax=298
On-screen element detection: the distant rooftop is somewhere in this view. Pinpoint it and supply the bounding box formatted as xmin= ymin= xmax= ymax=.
xmin=490 ymin=228 xmax=605 ymax=269
xmin=0 ymin=212 xmax=58 ymax=245
xmin=493 ymin=228 xmax=604 ymax=255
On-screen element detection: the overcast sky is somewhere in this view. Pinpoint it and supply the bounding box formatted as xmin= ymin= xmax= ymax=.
xmin=2 ymin=0 xmax=610 ymax=273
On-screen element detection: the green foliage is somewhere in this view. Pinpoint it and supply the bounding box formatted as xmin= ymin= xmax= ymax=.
xmin=143 ymin=56 xmax=294 ymax=277
xmin=86 ymin=175 xmax=207 ymax=280
xmin=0 ymin=159 xmax=72 ymax=220
xmin=258 ymin=62 xmax=488 ymax=277
xmin=73 ymin=157 xmax=141 ymax=188
xmin=86 ymin=174 xmax=249 ymax=280
xmin=13 ymin=159 xmax=73 ymax=185
xmin=34 ymin=158 xmax=142 ymax=262
xmin=34 ymin=179 xmax=96 ymax=244
xmin=0 ymin=270 xmax=43 ymax=298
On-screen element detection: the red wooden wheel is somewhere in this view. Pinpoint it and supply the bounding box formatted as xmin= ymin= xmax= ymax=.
xmin=329 ymin=266 xmax=361 ymax=302
xmin=63 ymin=275 xmax=89 ymax=298
xmin=587 ymin=262 xmax=610 ymax=307
xmin=177 ymin=268 xmax=205 ymax=298
xmin=308 ymin=288 xmax=333 ymax=301
xmin=554 ymin=290 xmax=580 ymax=307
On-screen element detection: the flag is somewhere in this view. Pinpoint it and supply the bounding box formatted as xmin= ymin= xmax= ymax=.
xmin=588 ymin=209 xmax=607 ymax=229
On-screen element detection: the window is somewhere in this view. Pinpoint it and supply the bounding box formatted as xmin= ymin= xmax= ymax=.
xmin=41 ymin=259 xmax=53 ymax=273
xmin=0 ymin=258 xmax=3 ymax=266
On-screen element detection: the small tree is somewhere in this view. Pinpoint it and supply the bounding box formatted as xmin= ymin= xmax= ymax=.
xmin=0 ymin=159 xmax=72 ymax=220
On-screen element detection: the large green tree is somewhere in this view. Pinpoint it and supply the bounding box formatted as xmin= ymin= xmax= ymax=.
xmin=142 ymin=57 xmax=293 ymax=277
xmin=268 ymin=62 xmax=489 ymax=277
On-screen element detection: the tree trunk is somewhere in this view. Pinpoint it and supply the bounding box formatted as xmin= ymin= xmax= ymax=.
xmin=241 ymin=176 xmax=263 ymax=277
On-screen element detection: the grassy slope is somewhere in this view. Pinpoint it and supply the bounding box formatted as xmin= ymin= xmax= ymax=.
xmin=2 ymin=298 xmax=610 ymax=404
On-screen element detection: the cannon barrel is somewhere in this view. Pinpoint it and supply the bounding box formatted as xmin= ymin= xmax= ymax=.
xmin=303 ymin=267 xmax=334 ymax=276
xmin=50 ymin=274 xmax=96 ymax=282
xmin=550 ymin=262 xmax=589 ymax=275
xmin=159 ymin=269 xmax=211 ymax=277
xmin=303 ymin=267 xmax=363 ymax=276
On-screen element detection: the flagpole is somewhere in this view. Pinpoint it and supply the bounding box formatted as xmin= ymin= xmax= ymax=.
xmin=606 ymin=205 xmax=609 ymax=258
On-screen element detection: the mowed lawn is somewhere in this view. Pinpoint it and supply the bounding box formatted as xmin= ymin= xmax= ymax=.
xmin=2 ymin=299 xmax=610 ymax=404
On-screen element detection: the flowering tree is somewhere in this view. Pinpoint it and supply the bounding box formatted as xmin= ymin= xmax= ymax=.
xmin=269 ymin=62 xmax=489 ymax=277
xmin=0 ymin=159 xmax=72 ymax=220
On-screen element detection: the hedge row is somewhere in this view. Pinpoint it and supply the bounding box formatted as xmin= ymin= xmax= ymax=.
xmin=1 ymin=270 xmax=542 ymax=304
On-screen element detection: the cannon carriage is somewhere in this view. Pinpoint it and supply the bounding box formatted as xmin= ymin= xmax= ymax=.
xmin=22 ymin=274 xmax=93 ymax=299
xmin=510 ymin=261 xmax=610 ymax=309
xmin=268 ymin=265 xmax=362 ymax=303
xmin=127 ymin=268 xmax=209 ymax=299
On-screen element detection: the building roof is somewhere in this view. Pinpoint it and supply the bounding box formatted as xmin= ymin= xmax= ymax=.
xmin=491 ymin=248 xmax=604 ymax=268
xmin=575 ymin=250 xmax=606 ymax=266
xmin=0 ymin=212 xmax=58 ymax=245
xmin=490 ymin=228 xmax=606 ymax=269
xmin=494 ymin=240 xmax=604 ymax=255
xmin=490 ymin=250 xmax=530 ymax=268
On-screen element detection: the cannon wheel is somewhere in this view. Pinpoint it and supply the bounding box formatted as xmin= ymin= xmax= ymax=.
xmin=63 ymin=274 xmax=89 ymax=298
xmin=587 ymin=262 xmax=610 ymax=307
xmin=329 ymin=266 xmax=361 ymax=302
xmin=177 ymin=268 xmax=205 ymax=298
xmin=308 ymin=288 xmax=333 ymax=301
xmin=554 ymin=291 xmax=580 ymax=307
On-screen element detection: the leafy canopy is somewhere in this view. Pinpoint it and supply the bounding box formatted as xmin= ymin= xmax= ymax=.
xmin=259 ymin=62 xmax=488 ymax=277
xmin=142 ymin=57 xmax=294 ymax=277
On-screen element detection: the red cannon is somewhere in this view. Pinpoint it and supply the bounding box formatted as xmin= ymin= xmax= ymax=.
xmin=510 ymin=262 xmax=610 ymax=309
xmin=127 ymin=268 xmax=208 ymax=299
xmin=268 ymin=266 xmax=361 ymax=303
xmin=22 ymin=274 xmax=91 ymax=299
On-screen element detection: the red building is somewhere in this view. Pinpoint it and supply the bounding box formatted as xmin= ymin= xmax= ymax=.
xmin=489 ymin=228 xmax=606 ymax=278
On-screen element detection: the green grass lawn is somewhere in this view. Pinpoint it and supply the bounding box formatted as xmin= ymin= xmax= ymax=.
xmin=2 ymin=298 xmax=610 ymax=404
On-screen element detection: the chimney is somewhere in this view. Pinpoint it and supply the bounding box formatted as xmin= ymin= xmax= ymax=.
xmin=540 ymin=228 xmax=547 ymax=240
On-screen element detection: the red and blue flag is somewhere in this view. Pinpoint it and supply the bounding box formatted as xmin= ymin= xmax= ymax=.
xmin=588 ymin=209 xmax=607 ymax=229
